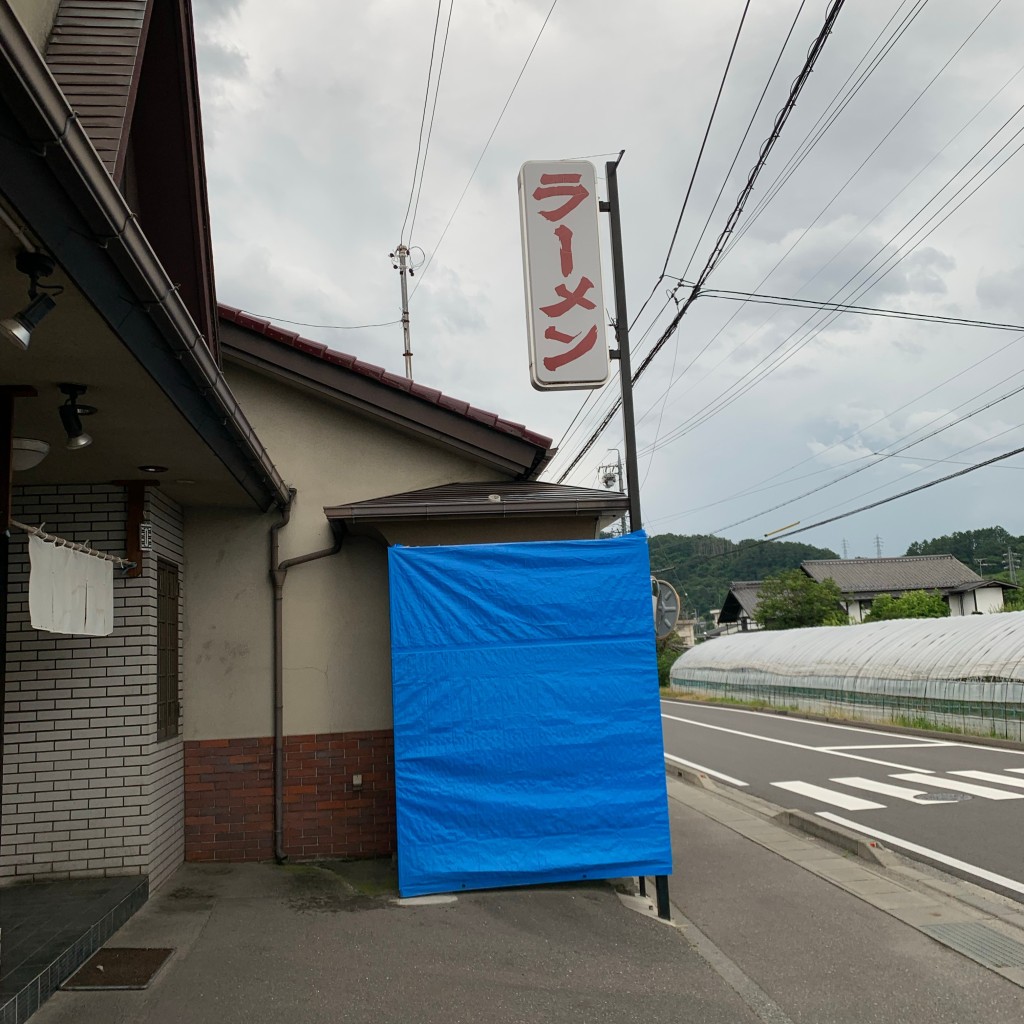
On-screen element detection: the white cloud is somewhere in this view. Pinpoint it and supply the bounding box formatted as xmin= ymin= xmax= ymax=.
xmin=191 ymin=0 xmax=1024 ymax=554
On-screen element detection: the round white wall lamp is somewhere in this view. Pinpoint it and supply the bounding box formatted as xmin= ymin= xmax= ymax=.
xmin=12 ymin=437 xmax=50 ymax=471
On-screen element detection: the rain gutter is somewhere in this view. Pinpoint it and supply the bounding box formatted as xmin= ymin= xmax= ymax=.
xmin=270 ymin=492 xmax=345 ymax=863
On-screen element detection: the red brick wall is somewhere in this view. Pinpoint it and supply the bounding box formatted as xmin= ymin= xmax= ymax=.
xmin=184 ymin=730 xmax=395 ymax=862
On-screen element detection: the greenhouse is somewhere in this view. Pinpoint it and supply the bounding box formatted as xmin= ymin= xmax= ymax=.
xmin=669 ymin=612 xmax=1024 ymax=740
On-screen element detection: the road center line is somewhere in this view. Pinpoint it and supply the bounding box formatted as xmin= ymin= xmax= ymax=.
xmin=664 ymin=753 xmax=748 ymax=787
xmin=818 ymin=742 xmax=959 ymax=751
xmin=660 ymin=713 xmax=934 ymax=773
xmin=816 ymin=812 xmax=1024 ymax=896
xmin=660 ymin=700 xmax=1024 ymax=757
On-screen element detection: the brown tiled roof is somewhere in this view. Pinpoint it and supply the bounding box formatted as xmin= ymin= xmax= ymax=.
xmin=325 ymin=481 xmax=628 ymax=523
xmin=801 ymin=555 xmax=982 ymax=596
xmin=218 ymin=305 xmax=553 ymax=449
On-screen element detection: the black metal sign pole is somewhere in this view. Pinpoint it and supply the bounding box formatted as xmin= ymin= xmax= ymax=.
xmin=602 ymin=155 xmax=671 ymax=922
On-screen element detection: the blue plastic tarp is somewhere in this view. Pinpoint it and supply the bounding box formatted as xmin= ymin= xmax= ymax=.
xmin=388 ymin=530 xmax=672 ymax=898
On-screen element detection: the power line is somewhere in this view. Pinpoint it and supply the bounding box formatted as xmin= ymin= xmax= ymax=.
xmin=658 ymin=0 xmax=753 ymax=278
xmin=639 ymin=95 xmax=1024 ymax=459
xmin=770 ymin=437 xmax=1024 ymax=543
xmin=629 ymin=55 xmax=1024 ymax=459
xmin=700 ymin=289 xmax=1024 ymax=332
xmin=408 ymin=0 xmax=455 ymax=246
xmin=554 ymin=0 xmax=850 ymax=483
xmin=642 ymin=0 xmax=1006 ymax=449
xmin=708 ymin=375 xmax=1024 ymax=535
xmin=236 ymin=310 xmax=401 ymax=330
xmin=399 ymin=0 xmax=445 ymax=245
xmin=409 ymin=0 xmax=558 ymax=299
xmin=645 ymin=322 xmax=1024 ymax=527
xmin=719 ymin=0 xmax=931 ymax=264
xmin=680 ymin=0 xmax=809 ymax=283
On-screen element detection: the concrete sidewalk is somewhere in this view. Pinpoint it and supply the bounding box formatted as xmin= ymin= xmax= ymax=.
xmin=30 ymin=776 xmax=1024 ymax=1024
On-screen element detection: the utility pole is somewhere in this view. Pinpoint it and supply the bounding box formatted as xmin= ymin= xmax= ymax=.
xmin=597 ymin=449 xmax=626 ymax=535
xmin=601 ymin=155 xmax=642 ymax=535
xmin=601 ymin=153 xmax=669 ymax=923
xmin=390 ymin=244 xmax=414 ymax=379
xmin=1003 ymin=548 xmax=1020 ymax=585
xmin=976 ymin=558 xmax=990 ymax=577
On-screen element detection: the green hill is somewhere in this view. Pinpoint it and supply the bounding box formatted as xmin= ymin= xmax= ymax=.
xmin=647 ymin=533 xmax=839 ymax=622
xmin=905 ymin=525 xmax=1023 ymax=581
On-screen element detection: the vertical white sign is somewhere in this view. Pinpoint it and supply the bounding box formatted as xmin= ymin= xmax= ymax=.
xmin=518 ymin=160 xmax=610 ymax=391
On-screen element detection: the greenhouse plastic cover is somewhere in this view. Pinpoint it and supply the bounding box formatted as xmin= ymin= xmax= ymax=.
xmin=670 ymin=613 xmax=1024 ymax=701
xmin=388 ymin=531 xmax=672 ymax=898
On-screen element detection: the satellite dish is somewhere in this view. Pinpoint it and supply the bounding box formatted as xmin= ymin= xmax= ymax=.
xmin=653 ymin=578 xmax=681 ymax=639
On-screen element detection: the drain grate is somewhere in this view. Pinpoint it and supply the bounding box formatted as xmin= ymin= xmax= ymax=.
xmin=921 ymin=922 xmax=1024 ymax=969
xmin=918 ymin=792 xmax=973 ymax=801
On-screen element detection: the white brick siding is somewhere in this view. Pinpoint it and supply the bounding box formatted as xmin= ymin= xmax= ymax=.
xmin=2 ymin=484 xmax=185 ymax=890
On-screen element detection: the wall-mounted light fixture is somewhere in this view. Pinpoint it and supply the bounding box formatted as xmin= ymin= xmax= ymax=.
xmin=1 ymin=252 xmax=62 ymax=351
xmin=58 ymin=383 xmax=93 ymax=450
xmin=12 ymin=437 xmax=50 ymax=471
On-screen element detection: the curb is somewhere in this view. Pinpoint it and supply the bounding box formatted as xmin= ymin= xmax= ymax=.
xmin=774 ymin=808 xmax=890 ymax=866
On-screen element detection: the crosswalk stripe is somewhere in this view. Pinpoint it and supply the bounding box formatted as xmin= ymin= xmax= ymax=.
xmin=891 ymin=772 xmax=1024 ymax=800
xmin=1007 ymin=768 xmax=1024 ymax=775
xmin=949 ymin=769 xmax=1024 ymax=790
xmin=829 ymin=776 xmax=956 ymax=804
xmin=770 ymin=780 xmax=884 ymax=811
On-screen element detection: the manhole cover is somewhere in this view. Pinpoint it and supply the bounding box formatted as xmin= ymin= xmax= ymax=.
xmin=918 ymin=792 xmax=972 ymax=802
xmin=62 ymin=948 xmax=174 ymax=990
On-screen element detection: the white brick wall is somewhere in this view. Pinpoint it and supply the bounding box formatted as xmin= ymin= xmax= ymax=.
xmin=2 ymin=484 xmax=185 ymax=890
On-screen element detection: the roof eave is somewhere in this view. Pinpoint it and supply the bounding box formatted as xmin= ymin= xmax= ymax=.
xmin=222 ymin=323 xmax=553 ymax=481
xmin=0 ymin=4 xmax=288 ymax=510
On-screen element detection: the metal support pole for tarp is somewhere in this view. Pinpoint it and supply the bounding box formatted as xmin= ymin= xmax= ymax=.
xmin=603 ymin=154 xmax=671 ymax=922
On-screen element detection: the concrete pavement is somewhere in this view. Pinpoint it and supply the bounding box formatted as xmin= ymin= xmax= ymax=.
xmin=30 ymin=771 xmax=1024 ymax=1024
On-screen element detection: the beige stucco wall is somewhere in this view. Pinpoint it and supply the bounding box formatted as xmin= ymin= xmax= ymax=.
xmin=185 ymin=364 xmax=575 ymax=742
xmin=9 ymin=0 xmax=60 ymax=51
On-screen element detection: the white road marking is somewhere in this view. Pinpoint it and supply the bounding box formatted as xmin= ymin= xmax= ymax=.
xmin=660 ymin=700 xmax=1024 ymax=757
xmin=1008 ymin=768 xmax=1024 ymax=774
xmin=817 ymin=812 xmax=1024 ymax=897
xmin=770 ymin=781 xmax=885 ymax=811
xmin=830 ymin=776 xmax=957 ymax=805
xmin=819 ymin=742 xmax=958 ymax=751
xmin=949 ymin=769 xmax=1024 ymax=790
xmin=890 ymin=772 xmax=1024 ymax=801
xmin=664 ymin=753 xmax=748 ymax=787
xmin=660 ymin=713 xmax=934 ymax=773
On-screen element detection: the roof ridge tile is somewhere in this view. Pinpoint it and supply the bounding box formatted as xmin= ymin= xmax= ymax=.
xmin=218 ymin=304 xmax=553 ymax=449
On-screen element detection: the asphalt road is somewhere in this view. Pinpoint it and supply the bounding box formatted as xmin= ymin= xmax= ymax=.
xmin=661 ymin=700 xmax=1024 ymax=901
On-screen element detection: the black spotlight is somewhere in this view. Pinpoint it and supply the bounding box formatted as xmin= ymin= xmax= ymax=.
xmin=1 ymin=251 xmax=61 ymax=351
xmin=58 ymin=383 xmax=93 ymax=450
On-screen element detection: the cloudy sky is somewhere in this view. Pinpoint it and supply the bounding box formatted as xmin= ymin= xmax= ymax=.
xmin=193 ymin=0 xmax=1024 ymax=560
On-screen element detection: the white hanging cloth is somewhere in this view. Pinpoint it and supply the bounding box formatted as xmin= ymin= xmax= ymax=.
xmin=28 ymin=533 xmax=114 ymax=637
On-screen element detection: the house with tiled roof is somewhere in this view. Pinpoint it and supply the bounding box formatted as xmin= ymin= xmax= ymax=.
xmin=0 ymin=2 xmax=628 ymax=1014
xmin=801 ymin=555 xmax=1015 ymax=622
xmin=716 ymin=555 xmax=1014 ymax=636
